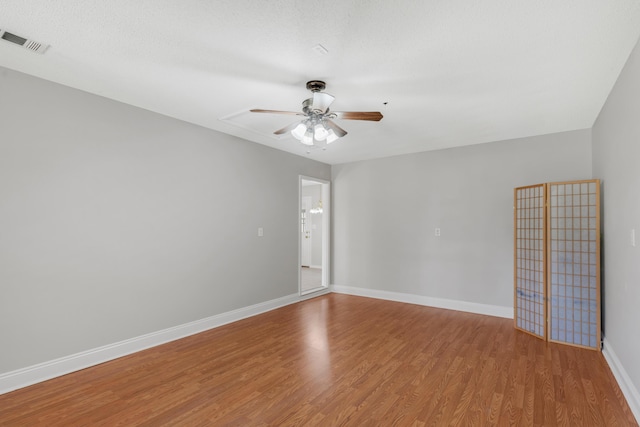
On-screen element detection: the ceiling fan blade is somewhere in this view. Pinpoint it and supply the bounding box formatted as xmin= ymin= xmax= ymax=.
xmin=324 ymin=120 xmax=348 ymax=137
xmin=273 ymin=121 xmax=302 ymax=135
xmin=311 ymin=92 xmax=335 ymax=113
xmin=250 ymin=109 xmax=304 ymax=116
xmin=333 ymin=111 xmax=383 ymax=121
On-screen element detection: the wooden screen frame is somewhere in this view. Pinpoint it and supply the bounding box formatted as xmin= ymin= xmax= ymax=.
xmin=546 ymin=179 xmax=601 ymax=350
xmin=514 ymin=184 xmax=548 ymax=341
xmin=514 ymin=179 xmax=601 ymax=350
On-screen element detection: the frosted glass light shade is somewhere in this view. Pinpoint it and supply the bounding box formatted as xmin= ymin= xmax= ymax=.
xmin=311 ymin=92 xmax=335 ymax=113
xmin=301 ymin=128 xmax=314 ymax=146
xmin=314 ymin=123 xmax=328 ymax=140
xmin=326 ymin=129 xmax=339 ymax=144
xmin=291 ymin=123 xmax=307 ymax=140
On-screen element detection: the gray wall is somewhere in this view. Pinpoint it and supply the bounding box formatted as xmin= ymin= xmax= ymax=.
xmin=592 ymin=37 xmax=640 ymax=393
xmin=0 ymin=67 xmax=330 ymax=373
xmin=332 ymin=130 xmax=592 ymax=307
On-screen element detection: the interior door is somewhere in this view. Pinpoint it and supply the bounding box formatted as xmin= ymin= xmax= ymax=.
xmin=301 ymin=196 xmax=312 ymax=267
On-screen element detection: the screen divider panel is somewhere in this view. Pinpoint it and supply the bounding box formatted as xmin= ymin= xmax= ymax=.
xmin=514 ymin=184 xmax=547 ymax=340
xmin=547 ymin=180 xmax=601 ymax=350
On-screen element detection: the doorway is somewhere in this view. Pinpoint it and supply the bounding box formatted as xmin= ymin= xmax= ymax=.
xmin=299 ymin=176 xmax=330 ymax=294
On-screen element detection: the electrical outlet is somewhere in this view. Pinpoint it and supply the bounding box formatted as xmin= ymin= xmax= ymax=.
xmin=435 ymin=227 xmax=441 ymax=237
xmin=631 ymin=229 xmax=636 ymax=247
xmin=258 ymin=227 xmax=264 ymax=237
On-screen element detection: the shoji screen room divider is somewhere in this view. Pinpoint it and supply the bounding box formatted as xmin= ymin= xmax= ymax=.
xmin=514 ymin=179 xmax=601 ymax=350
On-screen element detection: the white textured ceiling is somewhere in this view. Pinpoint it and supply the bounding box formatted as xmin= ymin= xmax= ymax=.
xmin=1 ymin=1 xmax=640 ymax=165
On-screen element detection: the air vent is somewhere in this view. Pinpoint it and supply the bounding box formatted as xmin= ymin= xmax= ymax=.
xmin=0 ymin=29 xmax=49 ymax=54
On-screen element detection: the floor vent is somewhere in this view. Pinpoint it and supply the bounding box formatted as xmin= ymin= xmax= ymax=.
xmin=0 ymin=29 xmax=49 ymax=54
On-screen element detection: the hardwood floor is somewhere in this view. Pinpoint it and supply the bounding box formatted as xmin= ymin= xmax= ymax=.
xmin=0 ymin=294 xmax=636 ymax=426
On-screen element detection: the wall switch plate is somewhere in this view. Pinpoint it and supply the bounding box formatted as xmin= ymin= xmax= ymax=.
xmin=435 ymin=227 xmax=441 ymax=237
xmin=258 ymin=227 xmax=264 ymax=237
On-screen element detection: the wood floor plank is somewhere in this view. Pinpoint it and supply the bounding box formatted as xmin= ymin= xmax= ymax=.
xmin=0 ymin=294 xmax=636 ymax=426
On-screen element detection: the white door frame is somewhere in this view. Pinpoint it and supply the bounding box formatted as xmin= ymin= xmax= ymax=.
xmin=299 ymin=175 xmax=330 ymax=295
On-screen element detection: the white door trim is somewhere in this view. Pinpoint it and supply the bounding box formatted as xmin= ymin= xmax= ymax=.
xmin=299 ymin=175 xmax=330 ymax=295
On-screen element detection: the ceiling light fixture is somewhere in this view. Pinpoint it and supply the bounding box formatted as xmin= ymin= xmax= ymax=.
xmin=291 ymin=119 xmax=335 ymax=145
xmin=288 ymin=90 xmax=345 ymax=146
xmin=251 ymin=80 xmax=383 ymax=149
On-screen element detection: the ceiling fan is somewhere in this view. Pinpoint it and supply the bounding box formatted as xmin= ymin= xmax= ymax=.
xmin=250 ymin=80 xmax=383 ymax=146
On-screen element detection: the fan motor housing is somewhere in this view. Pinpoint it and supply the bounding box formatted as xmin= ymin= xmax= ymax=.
xmin=302 ymin=98 xmax=313 ymax=114
xmin=306 ymin=80 xmax=326 ymax=92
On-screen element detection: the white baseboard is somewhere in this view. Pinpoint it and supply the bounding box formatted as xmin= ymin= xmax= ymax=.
xmin=0 ymin=291 xmax=328 ymax=396
xmin=331 ymin=284 xmax=513 ymax=319
xmin=602 ymin=337 xmax=640 ymax=423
